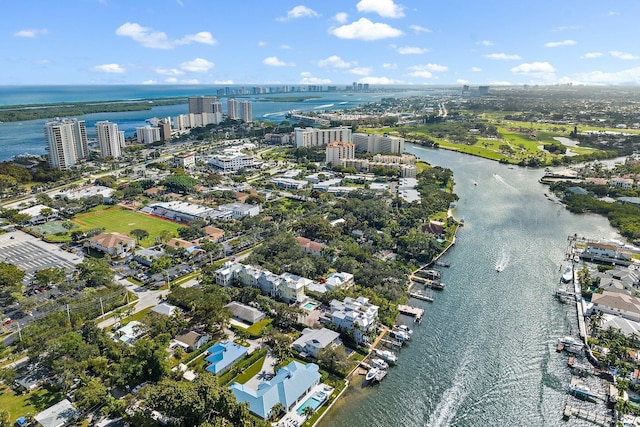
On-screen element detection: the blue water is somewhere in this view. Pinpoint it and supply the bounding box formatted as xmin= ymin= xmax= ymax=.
xmin=0 ymin=85 xmax=435 ymax=162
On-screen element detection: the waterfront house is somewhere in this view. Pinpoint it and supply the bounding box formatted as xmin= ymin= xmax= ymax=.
xmin=205 ymin=341 xmax=248 ymax=374
xmin=292 ymin=327 xmax=341 ymax=358
xmin=583 ymin=242 xmax=632 ymax=265
xmin=330 ymin=296 xmax=378 ymax=345
xmin=591 ymin=291 xmax=640 ymax=322
xmin=229 ymin=361 xmax=321 ymax=419
xmin=89 ymin=232 xmax=136 ymax=257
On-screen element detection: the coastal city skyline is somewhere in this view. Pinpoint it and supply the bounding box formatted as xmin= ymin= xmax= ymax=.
xmin=4 ymin=0 xmax=640 ymax=86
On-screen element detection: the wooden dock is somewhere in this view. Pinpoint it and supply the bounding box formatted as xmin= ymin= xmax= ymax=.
xmin=563 ymin=405 xmax=613 ymax=426
xmin=398 ymin=304 xmax=424 ymax=322
xmin=410 ymin=292 xmax=434 ymax=302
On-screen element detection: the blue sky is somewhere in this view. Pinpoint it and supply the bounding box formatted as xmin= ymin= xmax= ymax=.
xmin=3 ymin=0 xmax=640 ymax=86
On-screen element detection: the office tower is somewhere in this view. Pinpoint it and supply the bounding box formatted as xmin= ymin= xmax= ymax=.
xmin=45 ymin=118 xmax=88 ymax=170
xmin=241 ymin=101 xmax=252 ymax=123
xmin=95 ymin=121 xmax=124 ymax=158
xmin=227 ymin=98 xmax=238 ymax=119
xmin=188 ymin=96 xmax=217 ymax=114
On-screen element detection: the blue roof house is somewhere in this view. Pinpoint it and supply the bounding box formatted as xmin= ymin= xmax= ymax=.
xmin=205 ymin=341 xmax=249 ymax=374
xmin=230 ymin=361 xmax=321 ymax=419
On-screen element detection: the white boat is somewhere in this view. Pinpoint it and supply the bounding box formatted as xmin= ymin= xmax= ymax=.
xmin=375 ymin=349 xmax=398 ymax=363
xmin=558 ymin=336 xmax=583 ymax=349
xmin=371 ymin=358 xmax=389 ymax=370
xmin=390 ymin=329 xmax=410 ymax=341
xmin=394 ymin=324 xmax=413 ymax=335
xmin=561 ymin=264 xmax=573 ymax=282
xmin=365 ymin=367 xmax=381 ymax=382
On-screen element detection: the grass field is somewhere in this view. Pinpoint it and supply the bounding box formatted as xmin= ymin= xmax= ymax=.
xmin=72 ymin=206 xmax=181 ymax=247
xmin=0 ymin=384 xmax=65 ymax=422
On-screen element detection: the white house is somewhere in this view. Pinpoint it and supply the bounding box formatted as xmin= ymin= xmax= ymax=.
xmin=292 ymin=327 xmax=341 ymax=358
xmin=330 ymin=296 xmax=378 ymax=344
xmin=591 ymin=290 xmax=640 ymax=322
xmin=218 ymin=202 xmax=261 ymax=219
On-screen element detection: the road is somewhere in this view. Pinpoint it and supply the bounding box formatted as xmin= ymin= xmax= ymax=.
xmin=96 ymin=276 xmax=199 ymax=329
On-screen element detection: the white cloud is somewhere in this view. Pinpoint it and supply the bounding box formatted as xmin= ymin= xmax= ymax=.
xmin=356 ymin=0 xmax=405 ymax=18
xmin=471 ymin=66 xmax=482 ymax=72
xmin=544 ymin=39 xmax=576 ymax=48
xmin=263 ymin=56 xmax=295 ymax=66
xmin=552 ymin=25 xmax=581 ymax=32
xmin=610 ymin=51 xmax=640 ymax=60
xmin=486 ymin=53 xmax=522 ymax=60
xmin=180 ymin=58 xmax=214 ymax=72
xmin=330 ymin=18 xmax=403 ymax=41
xmin=410 ymin=63 xmax=448 ymax=73
xmin=409 ymin=24 xmax=431 ymax=33
xmin=165 ymin=77 xmax=200 ymax=84
xmin=457 ymin=79 xmax=469 ymax=84
xmin=299 ymin=72 xmax=331 ymax=84
xmin=317 ymin=55 xmax=355 ymax=68
xmin=115 ymin=22 xmax=216 ymax=49
xmin=478 ymin=40 xmax=493 ymax=46
xmin=397 ymin=46 xmax=429 ymax=55
xmin=582 ymin=52 xmax=603 ymax=59
xmin=358 ymin=76 xmax=402 ymax=84
xmin=142 ymin=80 xmax=157 ymax=85
xmin=155 ymin=67 xmax=184 ymax=76
xmin=276 ymin=5 xmax=319 ymax=21
xmin=569 ymin=67 xmax=640 ymax=85
xmin=334 ymin=12 xmax=348 ymax=24
xmin=13 ymin=28 xmax=48 ymax=38
xmin=408 ymin=70 xmax=432 ymax=78
xmin=91 ymin=63 xmax=126 ymax=73
xmin=489 ymin=80 xmax=512 ymax=86
xmin=608 ymin=11 xmax=620 ymax=16
xmin=383 ymin=63 xmax=397 ymax=69
xmin=215 ymin=79 xmax=234 ymax=84
xmin=258 ymin=41 xmax=268 ymax=47
xmin=510 ymin=61 xmax=555 ymax=74
xmin=348 ymin=67 xmax=372 ymax=76
xmin=176 ymin=32 xmax=217 ymax=46
xmin=280 ymin=45 xmax=292 ymax=50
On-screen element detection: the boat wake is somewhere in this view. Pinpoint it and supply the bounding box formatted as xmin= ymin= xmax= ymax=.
xmin=427 ymin=353 xmax=474 ymax=427
xmin=493 ymin=173 xmax=517 ymax=191
xmin=495 ymin=251 xmax=510 ymax=272
xmin=314 ymin=103 xmax=334 ymax=109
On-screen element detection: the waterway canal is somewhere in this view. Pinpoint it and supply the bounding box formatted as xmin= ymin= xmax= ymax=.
xmin=321 ymin=144 xmax=620 ymax=427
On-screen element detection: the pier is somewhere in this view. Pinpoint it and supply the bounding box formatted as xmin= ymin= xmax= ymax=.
xmin=409 ymin=292 xmax=434 ymax=302
xmin=563 ymin=405 xmax=613 ymax=426
xmin=398 ymin=304 xmax=424 ymax=322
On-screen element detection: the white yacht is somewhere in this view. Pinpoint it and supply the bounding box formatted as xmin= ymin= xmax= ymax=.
xmin=371 ymin=358 xmax=389 ymax=370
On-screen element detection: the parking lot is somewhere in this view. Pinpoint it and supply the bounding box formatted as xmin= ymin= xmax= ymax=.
xmin=0 ymin=230 xmax=83 ymax=283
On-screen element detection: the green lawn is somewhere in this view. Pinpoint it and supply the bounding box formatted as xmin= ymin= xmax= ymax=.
xmin=231 ymin=355 xmax=266 ymax=385
xmin=0 ymin=384 xmax=65 ymax=422
xmin=246 ymin=318 xmax=272 ymax=337
xmin=72 ymin=206 xmax=181 ymax=247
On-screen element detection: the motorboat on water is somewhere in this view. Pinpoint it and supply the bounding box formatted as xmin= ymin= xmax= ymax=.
xmin=561 ymin=264 xmax=573 ymax=282
xmin=365 ymin=367 xmax=381 ymax=382
xmin=394 ymin=324 xmax=413 ymax=335
xmin=390 ymin=329 xmax=410 ymax=341
xmin=568 ymin=383 xmax=599 ymax=401
xmin=375 ymin=349 xmax=398 ymax=363
xmin=558 ymin=336 xmax=584 ymax=349
xmin=371 ymin=358 xmax=389 ymax=370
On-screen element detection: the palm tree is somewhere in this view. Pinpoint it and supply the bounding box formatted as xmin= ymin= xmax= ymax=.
xmin=302 ymin=406 xmax=315 ymax=419
xmin=268 ymin=403 xmax=285 ymax=421
xmin=589 ymin=310 xmax=604 ymax=335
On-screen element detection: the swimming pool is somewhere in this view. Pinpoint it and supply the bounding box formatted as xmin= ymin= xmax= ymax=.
xmin=296 ymin=391 xmax=327 ymax=414
xmin=303 ymin=301 xmax=319 ymax=310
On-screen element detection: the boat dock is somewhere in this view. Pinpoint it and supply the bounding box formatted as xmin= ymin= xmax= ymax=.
xmin=410 ymin=292 xmax=434 ymax=302
xmin=563 ymin=405 xmax=613 ymax=426
xmin=398 ymin=304 xmax=424 ymax=322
